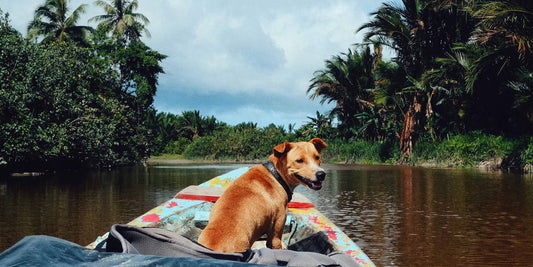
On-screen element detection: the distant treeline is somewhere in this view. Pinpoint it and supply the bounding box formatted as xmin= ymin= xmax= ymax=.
xmin=152 ymin=111 xmax=322 ymax=160
xmin=152 ymin=111 xmax=533 ymax=172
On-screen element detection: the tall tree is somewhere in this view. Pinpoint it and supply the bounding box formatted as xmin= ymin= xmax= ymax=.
xmin=89 ymin=0 xmax=150 ymax=45
xmin=358 ymin=0 xmax=473 ymax=160
xmin=305 ymin=111 xmax=334 ymax=139
xmin=308 ymin=45 xmax=379 ymax=138
xmin=467 ymin=0 xmax=533 ymax=135
xmin=473 ymin=0 xmax=533 ymax=60
xmin=27 ymin=0 xmax=92 ymax=44
xmin=117 ymin=41 xmax=166 ymax=110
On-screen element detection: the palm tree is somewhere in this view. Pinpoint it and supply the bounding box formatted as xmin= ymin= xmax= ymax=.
xmin=467 ymin=0 xmax=533 ymax=93
xmin=473 ymin=0 xmax=533 ymax=60
xmin=27 ymin=0 xmax=92 ymax=44
xmin=308 ymin=45 xmax=379 ymax=138
xmin=354 ymin=105 xmax=383 ymax=140
xmin=156 ymin=112 xmax=180 ymax=141
xmin=287 ymin=123 xmax=296 ymax=135
xmin=358 ymin=0 xmax=472 ymax=159
xmin=89 ymin=0 xmax=150 ymax=45
xmin=305 ymin=111 xmax=333 ymax=139
xmin=467 ymin=0 xmax=533 ymax=135
xmin=507 ymin=68 xmax=533 ymax=133
xmin=179 ymin=110 xmax=203 ymax=140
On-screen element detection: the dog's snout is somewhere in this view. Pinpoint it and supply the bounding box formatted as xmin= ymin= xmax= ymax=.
xmin=316 ymin=171 xmax=326 ymax=181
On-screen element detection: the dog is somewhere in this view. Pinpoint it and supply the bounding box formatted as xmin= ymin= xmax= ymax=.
xmin=197 ymin=138 xmax=327 ymax=253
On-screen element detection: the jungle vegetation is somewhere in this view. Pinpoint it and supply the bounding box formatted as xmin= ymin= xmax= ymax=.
xmin=2 ymin=0 xmax=533 ymax=173
xmin=1 ymin=0 xmax=165 ymax=172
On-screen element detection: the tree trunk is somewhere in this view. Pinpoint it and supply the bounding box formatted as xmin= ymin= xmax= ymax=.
xmin=399 ymin=108 xmax=414 ymax=163
xmin=399 ymin=94 xmax=422 ymax=163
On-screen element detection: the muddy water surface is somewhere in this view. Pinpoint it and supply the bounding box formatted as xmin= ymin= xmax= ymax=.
xmin=2 ymin=163 xmax=533 ymax=266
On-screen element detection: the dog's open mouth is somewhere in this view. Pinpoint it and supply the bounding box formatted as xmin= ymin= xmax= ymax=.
xmin=295 ymin=174 xmax=322 ymax=190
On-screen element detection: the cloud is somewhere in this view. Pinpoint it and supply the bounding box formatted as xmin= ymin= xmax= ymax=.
xmin=3 ymin=0 xmax=385 ymax=128
xmin=148 ymin=0 xmax=376 ymax=96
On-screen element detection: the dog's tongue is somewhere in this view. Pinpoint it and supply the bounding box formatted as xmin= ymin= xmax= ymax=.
xmin=310 ymin=181 xmax=322 ymax=190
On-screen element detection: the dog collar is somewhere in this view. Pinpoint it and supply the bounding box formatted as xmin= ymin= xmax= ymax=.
xmin=263 ymin=161 xmax=292 ymax=202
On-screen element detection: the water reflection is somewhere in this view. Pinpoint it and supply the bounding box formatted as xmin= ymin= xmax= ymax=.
xmin=2 ymin=164 xmax=533 ymax=266
xmin=311 ymin=165 xmax=533 ymax=266
xmin=0 ymin=164 xmax=245 ymax=252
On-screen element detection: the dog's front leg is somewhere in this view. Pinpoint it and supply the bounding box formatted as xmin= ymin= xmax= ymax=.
xmin=266 ymin=215 xmax=286 ymax=249
xmin=266 ymin=230 xmax=282 ymax=249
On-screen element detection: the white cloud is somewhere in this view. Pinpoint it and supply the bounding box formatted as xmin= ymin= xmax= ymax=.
xmin=3 ymin=0 xmax=385 ymax=127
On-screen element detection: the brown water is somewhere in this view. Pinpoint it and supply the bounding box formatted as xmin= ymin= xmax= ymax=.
xmin=1 ymin=164 xmax=533 ymax=266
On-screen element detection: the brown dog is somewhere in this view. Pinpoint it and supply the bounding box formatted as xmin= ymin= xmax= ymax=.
xmin=198 ymin=138 xmax=327 ymax=252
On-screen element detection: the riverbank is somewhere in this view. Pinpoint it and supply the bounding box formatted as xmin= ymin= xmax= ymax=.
xmin=5 ymin=132 xmax=531 ymax=175
xmin=147 ymin=154 xmax=265 ymax=165
xmin=147 ymin=152 xmax=524 ymax=174
xmin=163 ymin=132 xmax=532 ymax=173
xmin=323 ymin=133 xmax=533 ymax=173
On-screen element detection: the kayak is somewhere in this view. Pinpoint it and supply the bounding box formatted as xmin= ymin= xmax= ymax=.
xmin=87 ymin=167 xmax=375 ymax=266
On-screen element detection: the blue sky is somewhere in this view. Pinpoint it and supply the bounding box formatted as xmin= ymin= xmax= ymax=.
xmin=2 ymin=0 xmax=385 ymax=128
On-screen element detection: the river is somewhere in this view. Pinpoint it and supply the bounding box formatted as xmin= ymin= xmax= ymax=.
xmin=1 ymin=163 xmax=533 ymax=266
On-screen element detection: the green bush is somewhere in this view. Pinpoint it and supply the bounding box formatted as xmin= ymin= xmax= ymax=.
xmin=182 ymin=124 xmax=292 ymax=161
xmin=323 ymin=139 xmax=399 ymax=163
xmin=162 ymin=137 xmax=191 ymax=155
xmin=520 ymin=137 xmax=533 ymax=165
xmin=412 ymin=131 xmax=518 ymax=167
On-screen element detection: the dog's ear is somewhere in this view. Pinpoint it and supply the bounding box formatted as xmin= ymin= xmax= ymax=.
xmin=273 ymin=142 xmax=292 ymax=158
xmin=309 ymin=138 xmax=327 ymax=153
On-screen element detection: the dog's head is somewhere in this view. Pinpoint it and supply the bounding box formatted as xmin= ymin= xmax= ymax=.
xmin=270 ymin=138 xmax=327 ymax=190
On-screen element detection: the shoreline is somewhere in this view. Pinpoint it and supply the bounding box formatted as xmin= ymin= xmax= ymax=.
xmin=146 ymin=157 xmax=265 ymax=165
xmin=4 ymin=155 xmax=521 ymax=176
xmin=146 ymin=155 xmax=515 ymax=173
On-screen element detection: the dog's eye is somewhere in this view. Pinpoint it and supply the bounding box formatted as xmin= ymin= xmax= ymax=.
xmin=296 ymin=159 xmax=304 ymax=163
xmin=315 ymin=155 xmax=320 ymax=160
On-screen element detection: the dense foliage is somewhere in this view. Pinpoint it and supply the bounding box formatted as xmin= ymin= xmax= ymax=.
xmin=0 ymin=4 xmax=165 ymax=172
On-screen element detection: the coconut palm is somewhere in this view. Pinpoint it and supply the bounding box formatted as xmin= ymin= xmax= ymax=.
xmin=178 ymin=110 xmax=203 ymax=140
xmin=358 ymin=0 xmax=473 ymax=158
xmin=177 ymin=110 xmax=218 ymax=139
xmin=466 ymin=0 xmax=533 ymax=134
xmin=358 ymin=0 xmax=427 ymax=157
xmin=371 ymin=61 xmax=409 ymax=140
xmin=308 ymin=45 xmax=379 ymax=138
xmin=305 ymin=111 xmax=334 ymax=139
xmin=468 ymin=0 xmax=533 ymax=90
xmin=89 ymin=0 xmax=150 ymax=45
xmin=27 ymin=0 xmax=92 ymax=44
xmin=473 ymin=0 xmax=533 ymax=59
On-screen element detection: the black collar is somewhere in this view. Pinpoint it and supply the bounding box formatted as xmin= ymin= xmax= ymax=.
xmin=263 ymin=161 xmax=292 ymax=202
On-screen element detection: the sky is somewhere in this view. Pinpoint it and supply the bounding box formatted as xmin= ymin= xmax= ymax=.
xmin=2 ymin=0 xmax=385 ymax=128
